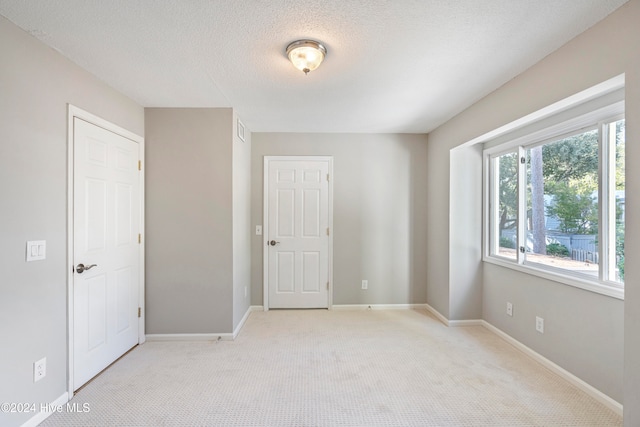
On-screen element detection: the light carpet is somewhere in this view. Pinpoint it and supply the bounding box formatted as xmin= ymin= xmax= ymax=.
xmin=40 ymin=309 xmax=621 ymax=426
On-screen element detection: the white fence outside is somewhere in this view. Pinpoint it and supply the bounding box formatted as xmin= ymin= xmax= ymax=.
xmin=501 ymin=230 xmax=598 ymax=261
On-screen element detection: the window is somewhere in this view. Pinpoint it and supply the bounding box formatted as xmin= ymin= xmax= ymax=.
xmin=485 ymin=104 xmax=625 ymax=296
xmin=491 ymin=151 xmax=518 ymax=261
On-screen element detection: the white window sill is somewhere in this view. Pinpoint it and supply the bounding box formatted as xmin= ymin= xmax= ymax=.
xmin=483 ymin=255 xmax=624 ymax=300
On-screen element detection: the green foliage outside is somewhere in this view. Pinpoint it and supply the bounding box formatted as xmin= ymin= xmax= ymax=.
xmin=496 ymin=120 xmax=625 ymax=281
xmin=499 ymin=236 xmax=515 ymax=249
xmin=617 ymin=222 xmax=625 ymax=280
xmin=497 ymin=153 xmax=518 ymax=235
xmin=546 ymin=243 xmax=570 ymax=257
xmin=541 ymin=130 xmax=599 ymax=235
xmin=615 ymin=123 xmax=626 ymax=280
xmin=541 ymin=131 xmax=599 ymax=185
xmin=545 ymin=182 xmax=597 ymax=234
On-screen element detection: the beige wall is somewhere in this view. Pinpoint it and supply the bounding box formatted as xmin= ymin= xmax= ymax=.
xmin=426 ymin=0 xmax=640 ymax=415
xmin=250 ymin=133 xmax=428 ymax=307
xmin=449 ymin=144 xmax=483 ymax=320
xmin=0 ymin=16 xmax=144 ymax=427
xmin=145 ymin=108 xmax=234 ymax=334
xmin=3 ymin=1 xmax=639 ymax=424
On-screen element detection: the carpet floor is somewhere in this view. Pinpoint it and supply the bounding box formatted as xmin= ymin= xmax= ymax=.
xmin=40 ymin=309 xmax=621 ymax=426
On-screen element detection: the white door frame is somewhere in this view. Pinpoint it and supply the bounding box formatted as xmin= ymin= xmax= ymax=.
xmin=66 ymin=105 xmax=145 ymax=397
xmin=263 ymin=156 xmax=334 ymax=311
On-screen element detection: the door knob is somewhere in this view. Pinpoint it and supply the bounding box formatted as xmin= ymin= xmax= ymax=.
xmin=269 ymin=240 xmax=280 ymax=246
xmin=76 ymin=263 xmax=97 ymax=274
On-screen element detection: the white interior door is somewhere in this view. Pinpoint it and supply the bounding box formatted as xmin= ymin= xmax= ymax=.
xmin=265 ymin=157 xmax=332 ymax=309
xmin=73 ymin=117 xmax=141 ymax=390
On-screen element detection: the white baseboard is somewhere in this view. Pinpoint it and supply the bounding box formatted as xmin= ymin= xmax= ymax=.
xmin=449 ymin=319 xmax=483 ymax=326
xmin=424 ymin=303 xmax=450 ymax=325
xmin=142 ymin=302 xmax=625 ymax=417
xmin=145 ymin=333 xmax=234 ymax=342
xmin=424 ymin=304 xmax=482 ymax=326
xmin=232 ymin=305 xmax=259 ymax=339
xmin=424 ymin=303 xmax=622 ymax=415
xmin=146 ymin=306 xmax=264 ymax=342
xmin=21 ymin=392 xmax=68 ymax=427
xmin=481 ymin=321 xmax=623 ymax=416
xmin=332 ymin=304 xmax=428 ymax=311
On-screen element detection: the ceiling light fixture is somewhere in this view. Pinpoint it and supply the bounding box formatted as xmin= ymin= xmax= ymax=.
xmin=286 ymin=40 xmax=327 ymax=75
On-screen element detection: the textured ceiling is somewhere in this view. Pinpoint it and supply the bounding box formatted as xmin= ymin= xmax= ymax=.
xmin=0 ymin=1 xmax=628 ymax=133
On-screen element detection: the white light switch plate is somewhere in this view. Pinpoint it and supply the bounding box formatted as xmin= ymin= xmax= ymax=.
xmin=26 ymin=240 xmax=46 ymax=261
xmin=255 ymin=225 xmax=263 ymax=235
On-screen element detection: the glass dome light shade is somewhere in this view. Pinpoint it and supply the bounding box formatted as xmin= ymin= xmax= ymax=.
xmin=286 ymin=40 xmax=327 ymax=74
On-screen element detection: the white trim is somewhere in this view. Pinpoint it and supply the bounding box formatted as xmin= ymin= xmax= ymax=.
xmin=66 ymin=106 xmax=75 ymax=399
xmin=481 ymin=320 xmax=623 ymax=416
xmin=68 ymin=105 xmax=144 ymax=143
xmin=262 ymin=157 xmax=269 ymax=311
xmin=66 ymin=105 xmax=145 ymax=397
xmin=237 ymin=119 xmax=245 ymax=142
xmin=327 ymin=159 xmax=334 ymax=309
xmin=423 ymin=303 xmax=622 ymax=414
xmin=424 ymin=303 xmax=451 ymax=326
xmin=448 ymin=319 xmax=483 ymax=326
xmin=21 ymin=392 xmax=69 ymax=427
xmin=146 ymin=306 xmax=263 ymax=342
xmin=332 ymin=304 xmax=428 ymax=311
xmin=146 ymin=333 xmax=234 ymax=342
xmin=464 ymin=74 xmax=624 ymax=148
xmin=138 ymin=124 xmax=146 ymax=345
xmin=483 ymin=257 xmax=624 ymax=300
xmin=482 ymin=100 xmax=624 ymax=155
xmin=424 ymin=304 xmax=483 ymax=327
xmin=232 ymin=306 xmax=253 ymax=339
xmin=480 ymin=84 xmax=626 ymax=300
xmin=262 ymin=156 xmax=334 ymax=310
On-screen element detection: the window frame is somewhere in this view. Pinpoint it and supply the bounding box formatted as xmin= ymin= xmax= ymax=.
xmin=483 ymin=101 xmax=625 ymax=300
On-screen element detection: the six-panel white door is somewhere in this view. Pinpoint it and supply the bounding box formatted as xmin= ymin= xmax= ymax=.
xmin=267 ymin=159 xmax=330 ymax=308
xmin=73 ymin=118 xmax=140 ymax=390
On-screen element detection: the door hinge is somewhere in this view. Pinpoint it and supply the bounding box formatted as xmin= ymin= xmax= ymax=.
xmin=327 ymin=173 xmax=330 ymax=182
xmin=138 ymin=160 xmax=142 ymax=171
xmin=138 ymin=307 xmax=142 ymax=318
xmin=138 ymin=234 xmax=142 ymax=244
xmin=327 ymin=282 xmax=329 ymax=290
xmin=326 ymin=227 xmax=330 ymax=236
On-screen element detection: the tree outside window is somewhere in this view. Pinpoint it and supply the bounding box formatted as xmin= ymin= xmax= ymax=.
xmin=489 ymin=118 xmax=624 ymax=285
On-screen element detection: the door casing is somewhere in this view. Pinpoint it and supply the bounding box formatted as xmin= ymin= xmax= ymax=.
xmin=66 ymin=105 xmax=145 ymax=397
xmin=263 ymin=156 xmax=334 ymax=310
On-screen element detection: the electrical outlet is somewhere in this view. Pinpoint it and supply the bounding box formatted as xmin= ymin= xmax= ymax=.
xmin=506 ymin=302 xmax=513 ymax=317
xmin=34 ymin=357 xmax=46 ymax=382
xmin=361 ymin=280 xmax=368 ymax=290
xmin=536 ymin=316 xmax=544 ymax=334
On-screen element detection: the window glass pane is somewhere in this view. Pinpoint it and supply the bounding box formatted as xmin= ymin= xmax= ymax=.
xmin=492 ymin=152 xmax=518 ymax=260
xmin=525 ymin=130 xmax=599 ymax=278
xmin=612 ymin=119 xmax=625 ymax=283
